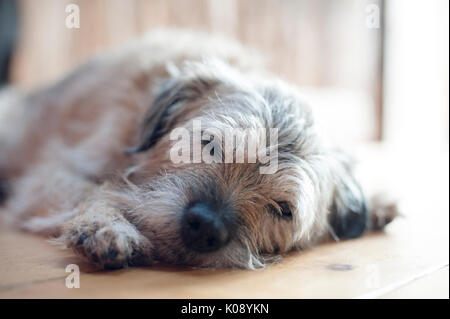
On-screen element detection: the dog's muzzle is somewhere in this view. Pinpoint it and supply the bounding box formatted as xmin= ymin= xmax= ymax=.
xmin=181 ymin=202 xmax=232 ymax=253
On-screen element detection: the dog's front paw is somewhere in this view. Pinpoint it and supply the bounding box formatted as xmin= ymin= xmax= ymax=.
xmin=60 ymin=206 xmax=153 ymax=269
xmin=370 ymin=193 xmax=399 ymax=230
xmin=72 ymin=225 xmax=137 ymax=269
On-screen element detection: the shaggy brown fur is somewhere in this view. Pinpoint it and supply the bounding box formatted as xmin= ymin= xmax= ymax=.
xmin=0 ymin=30 xmax=396 ymax=269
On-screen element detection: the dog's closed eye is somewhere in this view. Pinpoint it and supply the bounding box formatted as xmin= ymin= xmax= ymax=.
xmin=268 ymin=201 xmax=292 ymax=219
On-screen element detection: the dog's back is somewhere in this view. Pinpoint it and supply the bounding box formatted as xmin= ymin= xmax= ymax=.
xmin=0 ymin=29 xmax=262 ymax=179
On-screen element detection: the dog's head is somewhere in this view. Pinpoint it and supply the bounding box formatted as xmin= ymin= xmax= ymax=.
xmin=114 ymin=59 xmax=367 ymax=268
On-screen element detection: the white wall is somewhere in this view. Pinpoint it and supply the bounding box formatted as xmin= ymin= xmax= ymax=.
xmin=383 ymin=0 xmax=449 ymax=152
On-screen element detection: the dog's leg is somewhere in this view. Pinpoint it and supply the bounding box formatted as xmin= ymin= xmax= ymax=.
xmin=2 ymin=160 xmax=94 ymax=233
xmin=2 ymin=158 xmax=153 ymax=268
xmin=58 ymin=198 xmax=154 ymax=269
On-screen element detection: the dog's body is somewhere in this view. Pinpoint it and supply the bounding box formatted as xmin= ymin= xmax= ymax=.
xmin=0 ymin=30 xmax=395 ymax=269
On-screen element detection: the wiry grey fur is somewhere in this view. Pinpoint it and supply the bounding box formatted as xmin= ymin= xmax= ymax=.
xmin=0 ymin=30 xmax=396 ymax=270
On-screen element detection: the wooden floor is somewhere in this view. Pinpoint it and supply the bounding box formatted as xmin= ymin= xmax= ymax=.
xmin=0 ymin=145 xmax=448 ymax=299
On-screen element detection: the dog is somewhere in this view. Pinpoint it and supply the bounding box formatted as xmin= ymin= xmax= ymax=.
xmin=0 ymin=30 xmax=397 ymax=269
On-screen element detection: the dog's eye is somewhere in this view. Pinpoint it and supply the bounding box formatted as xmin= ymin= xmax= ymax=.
xmin=268 ymin=201 xmax=292 ymax=219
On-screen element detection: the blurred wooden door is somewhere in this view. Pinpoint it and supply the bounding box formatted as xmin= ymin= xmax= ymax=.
xmin=10 ymin=0 xmax=383 ymax=142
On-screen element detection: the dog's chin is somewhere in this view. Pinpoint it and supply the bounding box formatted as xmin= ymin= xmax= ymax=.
xmin=148 ymin=236 xmax=266 ymax=269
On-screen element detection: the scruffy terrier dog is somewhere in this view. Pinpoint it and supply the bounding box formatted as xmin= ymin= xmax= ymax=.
xmin=0 ymin=30 xmax=396 ymax=269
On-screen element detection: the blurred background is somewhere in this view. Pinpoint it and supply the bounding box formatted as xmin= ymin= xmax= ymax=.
xmin=0 ymin=0 xmax=448 ymax=298
xmin=0 ymin=0 xmax=448 ymax=151
xmin=0 ymin=0 xmax=447 ymax=164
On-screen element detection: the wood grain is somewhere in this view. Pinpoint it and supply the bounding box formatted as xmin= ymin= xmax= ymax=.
xmin=0 ymin=145 xmax=447 ymax=299
xmin=9 ymin=0 xmax=382 ymax=141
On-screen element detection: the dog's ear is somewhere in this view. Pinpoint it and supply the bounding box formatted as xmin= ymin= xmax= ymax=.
xmin=0 ymin=176 xmax=8 ymax=205
xmin=328 ymin=158 xmax=368 ymax=240
xmin=127 ymin=74 xmax=217 ymax=153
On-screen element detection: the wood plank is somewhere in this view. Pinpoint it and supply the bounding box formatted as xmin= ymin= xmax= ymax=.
xmin=0 ymin=145 xmax=448 ymax=298
xmin=0 ymin=206 xmax=447 ymax=298
xmin=379 ymin=266 xmax=449 ymax=299
xmin=0 ymin=228 xmax=97 ymax=292
xmin=10 ymin=0 xmax=381 ymax=142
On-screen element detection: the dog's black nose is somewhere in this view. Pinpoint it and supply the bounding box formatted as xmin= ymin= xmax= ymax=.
xmin=181 ymin=202 xmax=230 ymax=253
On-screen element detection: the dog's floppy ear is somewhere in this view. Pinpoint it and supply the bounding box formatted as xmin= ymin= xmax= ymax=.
xmin=127 ymin=73 xmax=217 ymax=154
xmin=328 ymin=157 xmax=368 ymax=239
xmin=0 ymin=176 xmax=8 ymax=205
